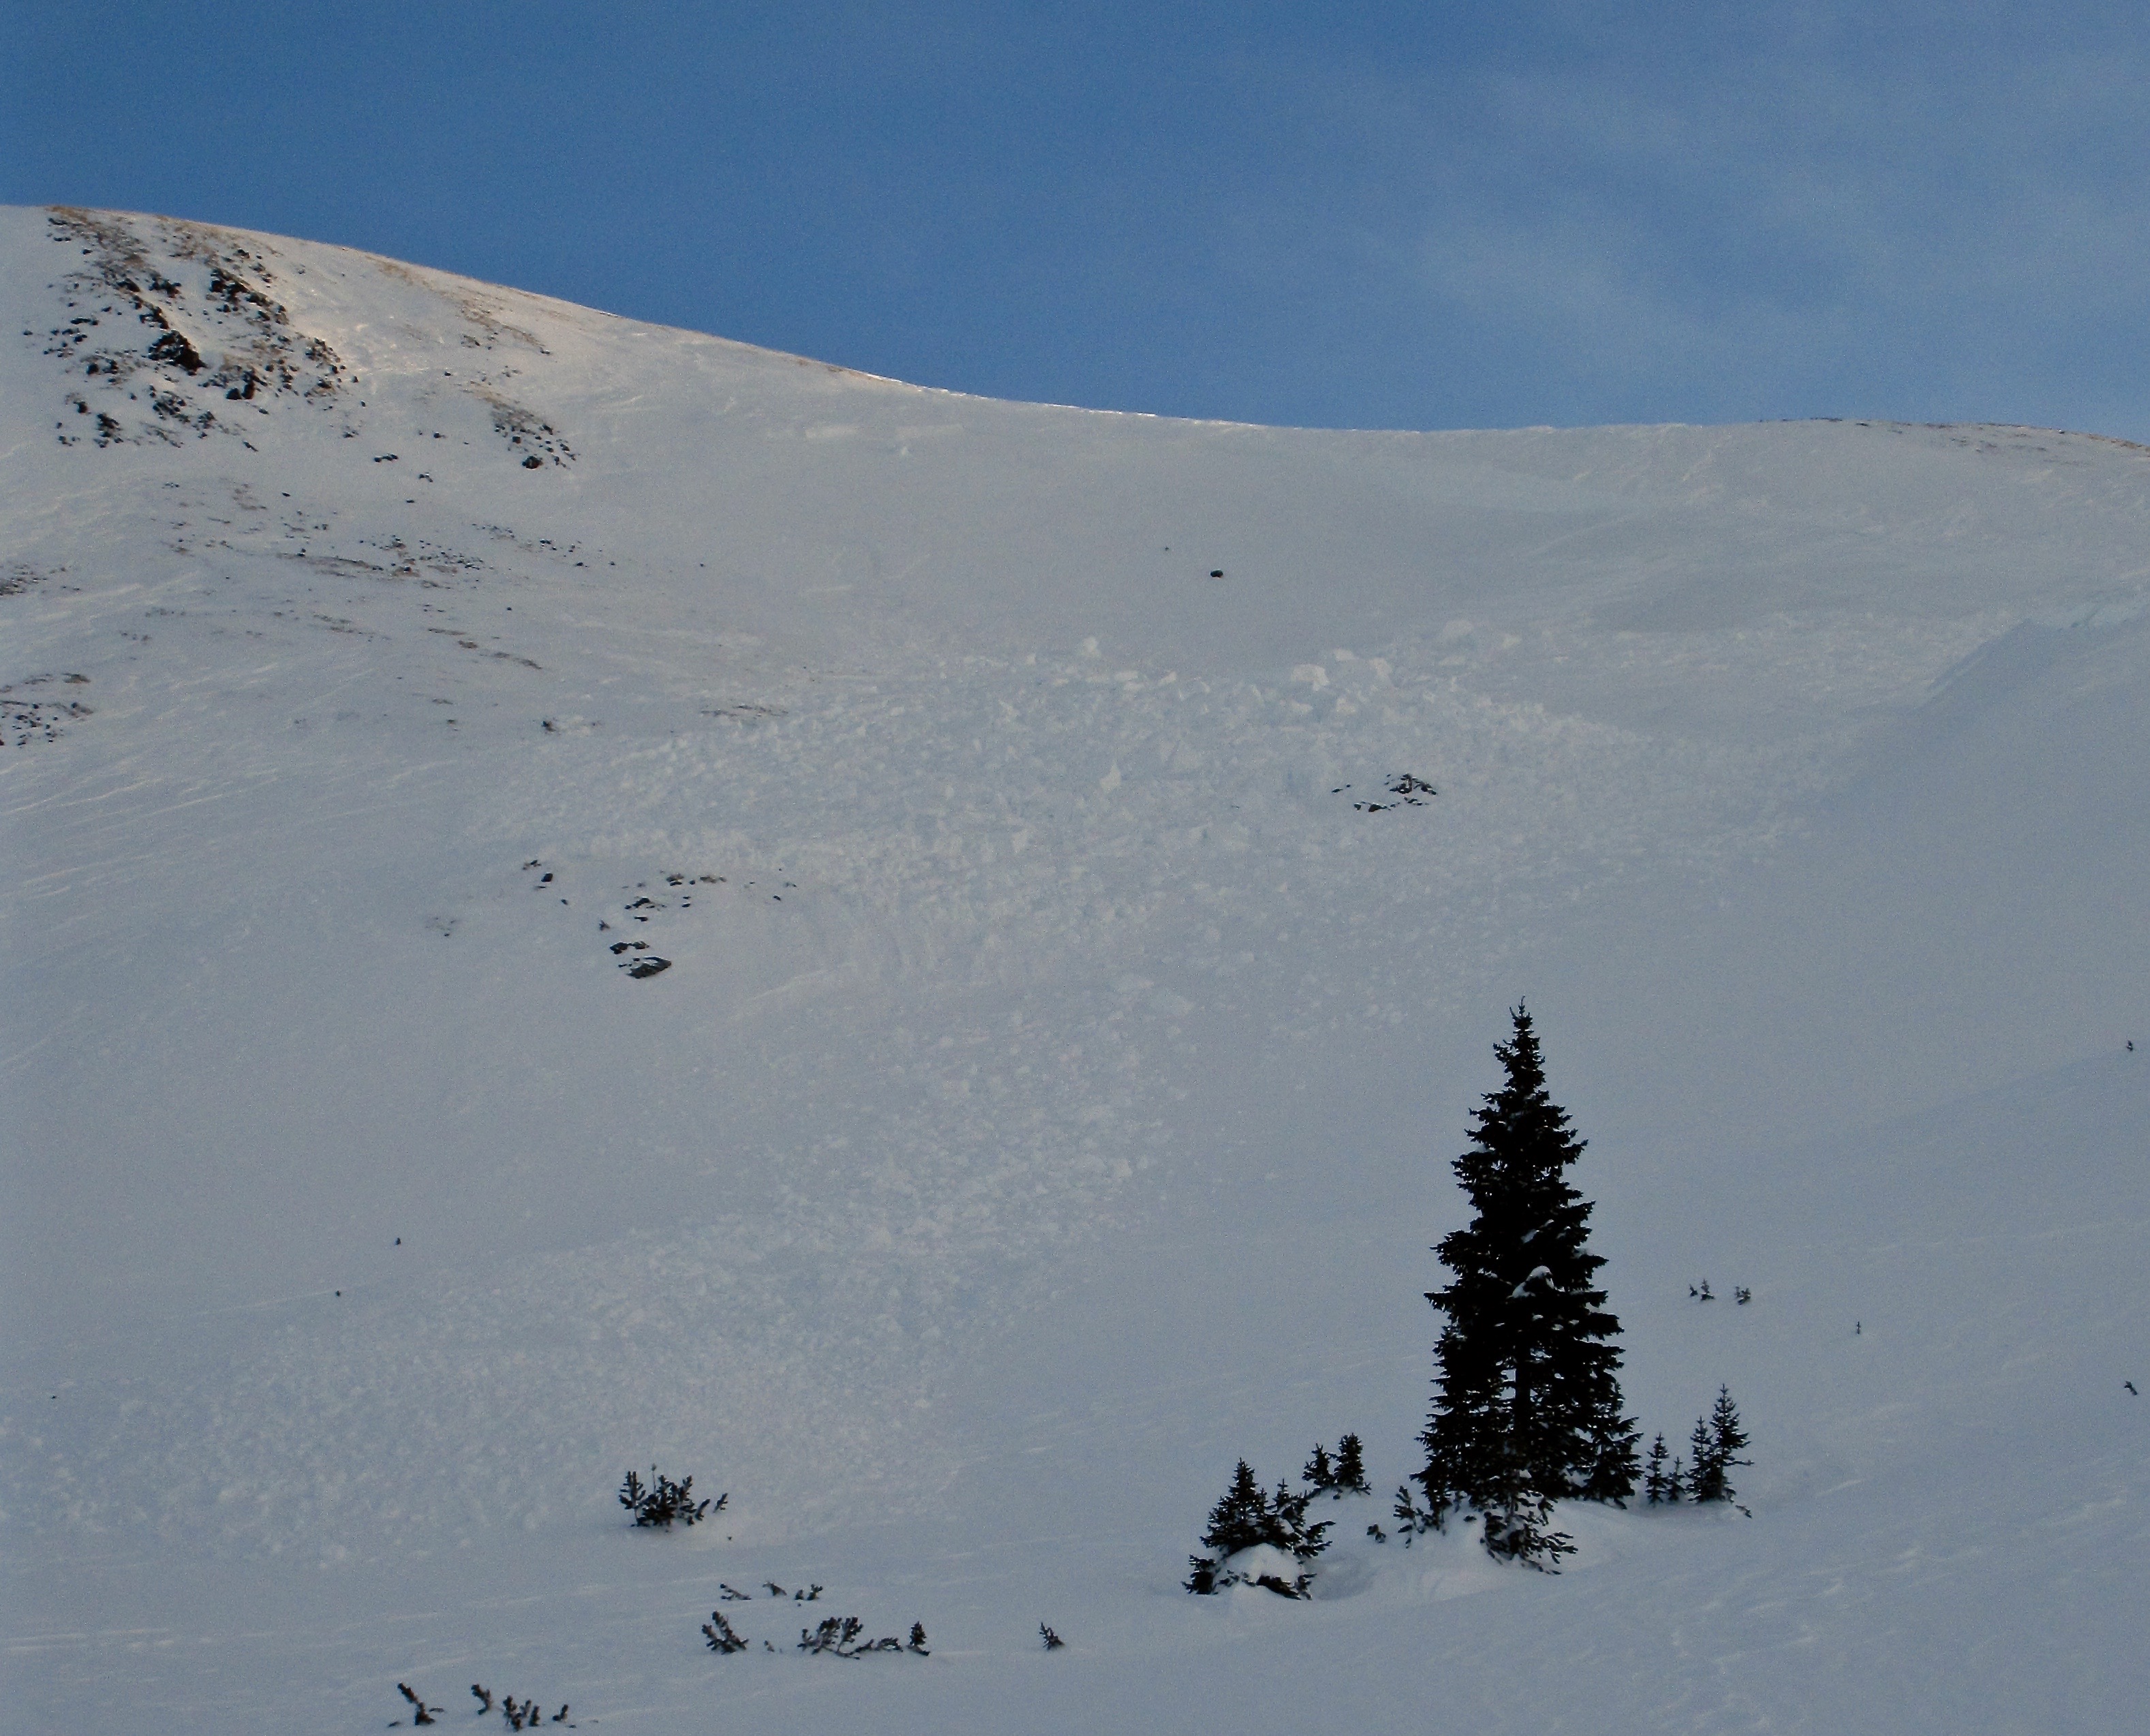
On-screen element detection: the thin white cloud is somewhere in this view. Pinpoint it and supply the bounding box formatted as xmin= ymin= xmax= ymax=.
xmin=1242 ymin=18 xmax=2150 ymax=428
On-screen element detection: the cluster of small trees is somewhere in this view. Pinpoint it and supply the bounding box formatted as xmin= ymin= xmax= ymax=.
xmin=1643 ymin=1387 xmax=1751 ymax=1506
xmin=1183 ymin=1453 xmax=1337 ymax=1597
xmin=1301 ymin=1433 xmax=1369 ymax=1498
xmin=1190 ymin=1006 xmax=1753 ymax=1586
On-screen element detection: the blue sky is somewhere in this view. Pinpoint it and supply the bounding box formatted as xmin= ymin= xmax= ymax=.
xmin=7 ymin=1 xmax=2145 ymax=437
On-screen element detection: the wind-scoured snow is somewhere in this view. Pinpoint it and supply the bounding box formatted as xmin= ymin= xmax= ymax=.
xmin=2 ymin=206 xmax=2145 ymax=1733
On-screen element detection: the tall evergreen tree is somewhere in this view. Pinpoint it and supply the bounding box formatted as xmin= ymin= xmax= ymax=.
xmin=1414 ymin=1006 xmax=1639 ymax=1547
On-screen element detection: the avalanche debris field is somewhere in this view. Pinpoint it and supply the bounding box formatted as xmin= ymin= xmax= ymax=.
xmin=3 ymin=206 xmax=2146 ymax=1734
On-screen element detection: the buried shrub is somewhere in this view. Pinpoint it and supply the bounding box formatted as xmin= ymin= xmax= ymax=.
xmin=618 ymin=1465 xmax=724 ymax=1529
xmin=795 ymin=1615 xmax=932 ymax=1657
xmin=395 ymin=1684 xmax=572 ymax=1729
xmin=702 ymin=1611 xmax=928 ymax=1658
xmin=1393 ymin=1447 xmax=1575 ymax=1573
xmin=702 ymin=1612 xmax=750 ymax=1654
xmin=395 ymin=1683 xmax=442 ymax=1725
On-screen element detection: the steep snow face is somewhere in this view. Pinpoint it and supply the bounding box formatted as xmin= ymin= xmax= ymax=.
xmin=2 ymin=207 xmax=2145 ymax=1735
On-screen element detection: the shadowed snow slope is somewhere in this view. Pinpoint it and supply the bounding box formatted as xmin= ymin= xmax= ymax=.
xmin=3 ymin=206 xmax=2145 ymax=1734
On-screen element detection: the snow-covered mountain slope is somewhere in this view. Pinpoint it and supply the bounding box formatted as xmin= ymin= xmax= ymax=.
xmin=3 ymin=206 xmax=2145 ymax=1734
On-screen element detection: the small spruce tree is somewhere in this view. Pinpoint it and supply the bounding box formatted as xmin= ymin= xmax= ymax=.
xmin=1689 ymin=1386 xmax=1750 ymax=1504
xmin=1643 ymin=1432 xmax=1673 ymax=1504
xmin=1270 ymin=1478 xmax=1332 ymax=1562
xmin=1186 ymin=1459 xmax=1269 ymax=1592
xmin=1202 ymin=1460 xmax=1274 ymax=1555
xmin=1333 ymin=1432 xmax=1368 ymax=1493
xmin=1687 ymin=1414 xmax=1720 ymax=1501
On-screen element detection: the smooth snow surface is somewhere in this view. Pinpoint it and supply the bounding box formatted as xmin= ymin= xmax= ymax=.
xmin=3 ymin=206 xmax=2146 ymax=1734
